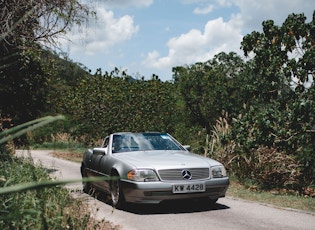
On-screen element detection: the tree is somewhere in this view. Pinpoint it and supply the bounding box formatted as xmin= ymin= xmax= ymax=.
xmin=0 ymin=0 xmax=91 ymax=128
xmin=0 ymin=0 xmax=90 ymax=47
xmin=52 ymin=69 xmax=178 ymax=144
xmin=232 ymin=11 xmax=315 ymax=188
xmin=241 ymin=12 xmax=314 ymax=101
xmin=173 ymin=52 xmax=245 ymax=134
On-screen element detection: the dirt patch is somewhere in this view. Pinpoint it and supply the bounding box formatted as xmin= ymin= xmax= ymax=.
xmin=51 ymin=150 xmax=83 ymax=163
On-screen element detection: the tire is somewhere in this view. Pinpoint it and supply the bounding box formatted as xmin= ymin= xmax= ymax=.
xmin=81 ymin=165 xmax=91 ymax=194
xmin=110 ymin=173 xmax=125 ymax=209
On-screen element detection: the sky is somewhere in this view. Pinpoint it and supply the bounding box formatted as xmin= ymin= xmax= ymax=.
xmin=60 ymin=0 xmax=314 ymax=81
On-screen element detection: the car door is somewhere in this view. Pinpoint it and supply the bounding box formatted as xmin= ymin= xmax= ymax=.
xmin=91 ymin=137 xmax=110 ymax=192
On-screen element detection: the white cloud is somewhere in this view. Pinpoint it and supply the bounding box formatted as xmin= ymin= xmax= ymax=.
xmin=94 ymin=0 xmax=153 ymax=9
xmin=185 ymin=0 xmax=313 ymax=32
xmin=143 ymin=0 xmax=314 ymax=74
xmin=216 ymin=0 xmax=233 ymax=7
xmin=61 ymin=0 xmax=314 ymax=81
xmin=193 ymin=4 xmax=214 ymax=14
xmin=188 ymin=0 xmax=232 ymax=15
xmin=64 ymin=8 xmax=139 ymax=56
xmin=232 ymin=0 xmax=314 ymax=32
xmin=142 ymin=17 xmax=243 ymax=70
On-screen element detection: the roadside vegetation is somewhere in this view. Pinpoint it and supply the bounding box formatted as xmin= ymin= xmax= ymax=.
xmin=227 ymin=177 xmax=315 ymax=213
xmin=0 ymin=118 xmax=118 ymax=229
xmin=0 ymin=156 xmax=119 ymax=229
xmin=0 ymin=152 xmax=97 ymax=229
xmin=0 ymin=0 xmax=314 ymax=228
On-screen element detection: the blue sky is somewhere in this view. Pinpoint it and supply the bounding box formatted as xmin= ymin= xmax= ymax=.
xmin=60 ymin=0 xmax=314 ymax=81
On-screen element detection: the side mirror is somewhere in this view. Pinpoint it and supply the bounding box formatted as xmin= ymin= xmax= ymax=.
xmin=93 ymin=147 xmax=107 ymax=155
xmin=183 ymin=145 xmax=191 ymax=151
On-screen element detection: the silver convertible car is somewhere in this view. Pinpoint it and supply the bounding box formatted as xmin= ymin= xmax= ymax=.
xmin=81 ymin=132 xmax=229 ymax=208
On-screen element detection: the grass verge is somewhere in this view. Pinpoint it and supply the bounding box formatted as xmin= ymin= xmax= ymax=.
xmin=0 ymin=152 xmax=118 ymax=230
xmin=227 ymin=178 xmax=315 ymax=213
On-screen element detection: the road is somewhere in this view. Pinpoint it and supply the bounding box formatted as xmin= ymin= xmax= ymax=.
xmin=16 ymin=150 xmax=315 ymax=230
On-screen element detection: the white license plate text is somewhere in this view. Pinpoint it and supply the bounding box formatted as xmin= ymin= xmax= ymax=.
xmin=172 ymin=183 xmax=205 ymax=193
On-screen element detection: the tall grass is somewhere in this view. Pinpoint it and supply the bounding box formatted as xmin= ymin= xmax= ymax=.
xmin=0 ymin=116 xmax=111 ymax=229
xmin=0 ymin=157 xmax=91 ymax=229
xmin=0 ymin=115 xmax=65 ymax=145
xmin=209 ymin=115 xmax=309 ymax=192
xmin=30 ymin=132 xmax=86 ymax=151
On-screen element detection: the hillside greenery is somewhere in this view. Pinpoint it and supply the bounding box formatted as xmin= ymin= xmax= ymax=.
xmin=2 ymin=8 xmax=314 ymax=191
xmin=1 ymin=2 xmax=314 ymax=227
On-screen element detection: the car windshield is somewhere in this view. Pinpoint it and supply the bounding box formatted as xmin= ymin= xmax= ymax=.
xmin=112 ymin=133 xmax=183 ymax=153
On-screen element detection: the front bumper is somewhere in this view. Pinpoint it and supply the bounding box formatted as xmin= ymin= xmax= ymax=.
xmin=121 ymin=177 xmax=229 ymax=204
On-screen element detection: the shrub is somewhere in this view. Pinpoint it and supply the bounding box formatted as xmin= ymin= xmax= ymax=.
xmin=208 ymin=116 xmax=302 ymax=191
xmin=0 ymin=156 xmax=91 ymax=229
xmin=208 ymin=116 xmax=236 ymax=171
xmin=233 ymin=146 xmax=302 ymax=190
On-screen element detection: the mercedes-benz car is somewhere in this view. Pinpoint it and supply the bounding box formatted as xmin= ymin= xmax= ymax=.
xmin=80 ymin=132 xmax=229 ymax=208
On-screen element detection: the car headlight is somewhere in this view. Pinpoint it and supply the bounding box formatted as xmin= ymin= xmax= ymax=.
xmin=127 ymin=169 xmax=159 ymax=182
xmin=211 ymin=166 xmax=227 ymax=178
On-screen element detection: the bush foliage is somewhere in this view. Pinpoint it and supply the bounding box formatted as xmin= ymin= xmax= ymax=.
xmin=0 ymin=155 xmax=90 ymax=229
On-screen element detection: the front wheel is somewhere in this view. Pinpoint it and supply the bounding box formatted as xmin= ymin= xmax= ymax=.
xmin=110 ymin=174 xmax=125 ymax=209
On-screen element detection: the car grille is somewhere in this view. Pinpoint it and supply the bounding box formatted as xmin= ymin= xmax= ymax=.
xmin=158 ymin=168 xmax=210 ymax=181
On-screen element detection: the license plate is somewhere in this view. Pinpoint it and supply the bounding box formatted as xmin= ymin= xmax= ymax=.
xmin=172 ymin=183 xmax=206 ymax=194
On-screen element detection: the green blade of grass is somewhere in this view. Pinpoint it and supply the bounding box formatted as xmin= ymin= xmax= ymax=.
xmin=0 ymin=115 xmax=65 ymax=144
xmin=0 ymin=176 xmax=120 ymax=195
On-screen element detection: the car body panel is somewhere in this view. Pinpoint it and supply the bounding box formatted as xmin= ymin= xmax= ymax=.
xmin=111 ymin=150 xmax=221 ymax=169
xmin=81 ymin=132 xmax=229 ymax=205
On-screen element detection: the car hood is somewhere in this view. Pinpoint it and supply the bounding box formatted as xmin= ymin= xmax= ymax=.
xmin=113 ymin=150 xmax=221 ymax=170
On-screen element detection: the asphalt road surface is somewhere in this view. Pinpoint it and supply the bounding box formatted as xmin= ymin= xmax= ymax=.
xmin=16 ymin=150 xmax=315 ymax=230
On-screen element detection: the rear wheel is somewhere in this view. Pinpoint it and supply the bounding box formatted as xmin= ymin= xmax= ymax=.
xmin=110 ymin=173 xmax=125 ymax=209
xmin=81 ymin=166 xmax=91 ymax=194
